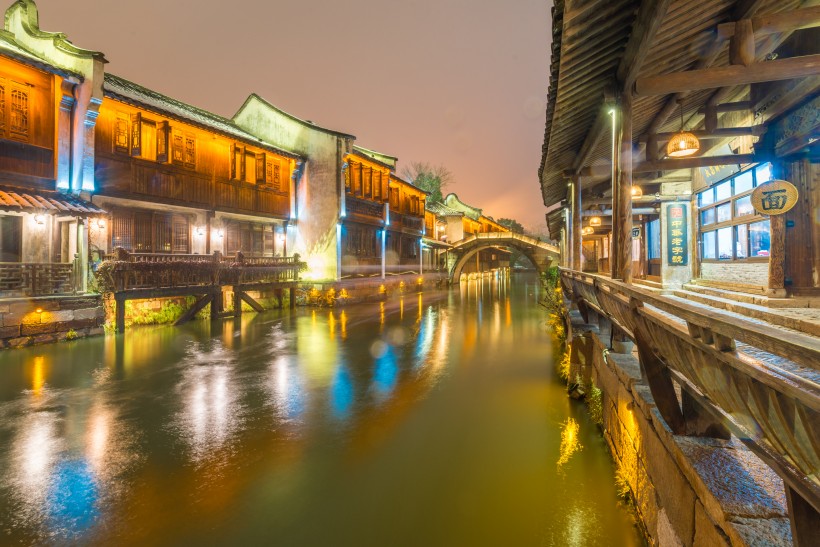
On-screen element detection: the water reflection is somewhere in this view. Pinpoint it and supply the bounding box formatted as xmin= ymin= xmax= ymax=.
xmin=173 ymin=342 xmax=241 ymax=462
xmin=0 ymin=274 xmax=639 ymax=545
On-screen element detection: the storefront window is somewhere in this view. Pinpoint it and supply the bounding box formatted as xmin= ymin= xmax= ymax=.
xmin=702 ymin=231 xmax=716 ymax=259
xmin=715 ymin=180 xmax=732 ymax=201
xmin=717 ymin=227 xmax=732 ymax=260
xmin=735 ymin=196 xmax=753 ymax=217
xmin=0 ymin=216 xmax=22 ymax=262
xmin=734 ymin=171 xmax=753 ymax=194
xmin=735 ymin=225 xmax=748 ymax=259
xmin=755 ymin=163 xmax=772 ymax=184
xmin=647 ymin=219 xmax=660 ymax=260
xmin=750 ymin=220 xmax=770 ymax=257
xmin=716 ymin=203 xmax=731 ymax=223
xmin=701 ymin=209 xmax=715 ymax=226
xmin=698 ymin=163 xmax=771 ymax=261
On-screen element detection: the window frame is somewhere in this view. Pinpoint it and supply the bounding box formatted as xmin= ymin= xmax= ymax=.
xmin=697 ymin=164 xmax=771 ymax=263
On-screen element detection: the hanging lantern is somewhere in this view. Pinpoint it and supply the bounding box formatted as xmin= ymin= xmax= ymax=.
xmin=589 ymin=216 xmax=602 ymax=227
xmin=630 ymin=186 xmax=643 ymax=198
xmin=582 ymin=226 xmax=594 ymax=236
xmin=666 ymin=100 xmax=700 ymax=158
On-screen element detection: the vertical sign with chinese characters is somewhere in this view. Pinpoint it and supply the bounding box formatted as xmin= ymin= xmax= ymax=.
xmin=667 ymin=204 xmax=688 ymax=266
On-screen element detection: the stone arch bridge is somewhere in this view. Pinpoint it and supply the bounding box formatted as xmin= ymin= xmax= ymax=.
xmin=447 ymin=232 xmax=560 ymax=283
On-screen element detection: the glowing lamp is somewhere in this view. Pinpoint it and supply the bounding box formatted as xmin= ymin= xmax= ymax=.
xmin=195 ymin=226 xmax=204 ymax=236
xmin=35 ymin=308 xmax=43 ymax=313
xmin=582 ymin=226 xmax=594 ymax=236
xmin=96 ymin=218 xmax=106 ymax=229
xmin=589 ymin=216 xmax=602 ymax=227
xmin=667 ymin=132 xmax=700 ymax=157
xmin=34 ymin=214 xmax=45 ymax=225
xmin=630 ymin=186 xmax=643 ymax=198
xmin=217 ymin=229 xmax=224 ymax=238
xmin=667 ymin=99 xmax=700 ymax=158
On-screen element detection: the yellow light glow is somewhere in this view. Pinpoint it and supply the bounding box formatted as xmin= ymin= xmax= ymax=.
xmin=556 ymin=417 xmax=582 ymax=470
xmin=589 ymin=216 xmax=602 ymax=227
xmin=667 ymin=131 xmax=700 ymax=158
xmin=630 ymin=186 xmax=642 ymax=198
xmin=32 ymin=356 xmax=45 ymax=398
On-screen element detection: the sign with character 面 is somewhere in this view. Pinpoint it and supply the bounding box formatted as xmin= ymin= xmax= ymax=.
xmin=751 ymin=180 xmax=798 ymax=215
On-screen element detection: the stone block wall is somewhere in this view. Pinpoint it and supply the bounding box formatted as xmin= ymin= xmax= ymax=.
xmin=700 ymin=262 xmax=769 ymax=287
xmin=569 ymin=328 xmax=791 ymax=546
xmin=0 ymin=295 xmax=105 ymax=349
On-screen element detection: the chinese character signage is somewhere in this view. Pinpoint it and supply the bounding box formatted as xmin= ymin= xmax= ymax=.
xmin=666 ymin=203 xmax=688 ymax=266
xmin=751 ymin=179 xmax=798 ymax=215
xmin=631 ymin=227 xmax=641 ymax=239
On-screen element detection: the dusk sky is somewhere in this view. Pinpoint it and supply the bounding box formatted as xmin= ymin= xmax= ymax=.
xmin=35 ymin=0 xmax=552 ymax=230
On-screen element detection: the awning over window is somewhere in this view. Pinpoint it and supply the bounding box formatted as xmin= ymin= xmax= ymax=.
xmin=0 ymin=186 xmax=106 ymax=216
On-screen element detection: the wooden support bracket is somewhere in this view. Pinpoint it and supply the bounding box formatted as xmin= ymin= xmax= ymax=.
xmin=634 ymin=328 xmax=686 ymax=434
xmin=175 ymin=293 xmax=213 ymax=326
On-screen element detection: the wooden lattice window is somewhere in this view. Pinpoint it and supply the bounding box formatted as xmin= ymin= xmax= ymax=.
xmin=364 ymin=167 xmax=372 ymax=198
xmin=266 ymin=159 xmax=274 ymax=185
xmin=156 ymin=121 xmax=169 ymax=162
xmin=273 ymin=164 xmax=281 ymax=191
xmin=373 ymin=172 xmax=381 ymax=200
xmin=115 ymin=113 xmax=130 ymax=153
xmin=172 ymin=132 xmax=184 ymax=164
xmin=111 ymin=211 xmax=189 ymax=253
xmin=352 ymin=164 xmax=362 ymax=195
xmin=226 ymin=222 xmax=274 ymax=256
xmin=184 ymin=133 xmax=196 ymax=169
xmin=130 ymin=113 xmax=142 ymax=156
xmin=9 ymin=87 xmax=28 ymax=140
xmin=256 ymin=153 xmax=266 ymax=183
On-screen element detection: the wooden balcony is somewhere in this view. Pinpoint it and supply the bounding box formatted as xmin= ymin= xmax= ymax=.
xmin=97 ymin=249 xmax=303 ymax=293
xmin=560 ymin=269 xmax=820 ymax=525
xmin=0 ymin=262 xmax=76 ymax=297
xmin=346 ymin=196 xmax=384 ymax=220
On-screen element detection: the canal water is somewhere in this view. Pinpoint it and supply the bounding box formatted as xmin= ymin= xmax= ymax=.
xmin=0 ymin=274 xmax=640 ymax=546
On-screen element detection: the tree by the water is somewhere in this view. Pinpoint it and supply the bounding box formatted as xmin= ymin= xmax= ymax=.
xmin=401 ymin=162 xmax=453 ymax=203
xmin=497 ymin=218 xmax=524 ymax=233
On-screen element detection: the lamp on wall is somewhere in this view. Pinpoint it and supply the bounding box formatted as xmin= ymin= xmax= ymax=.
xmin=96 ymin=218 xmax=106 ymax=229
xmin=667 ymin=100 xmax=700 ymax=158
xmin=216 ymin=229 xmax=224 ymax=238
xmin=630 ymin=186 xmax=643 ymax=198
xmin=34 ymin=214 xmax=45 ymax=225
xmin=589 ymin=216 xmax=602 ymax=227
xmin=195 ymin=226 xmax=205 ymax=236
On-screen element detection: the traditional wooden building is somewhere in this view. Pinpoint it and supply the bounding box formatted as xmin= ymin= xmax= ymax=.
xmin=89 ymin=74 xmax=300 ymax=262
xmin=0 ymin=2 xmax=105 ymax=298
xmin=541 ymin=0 xmax=820 ymax=543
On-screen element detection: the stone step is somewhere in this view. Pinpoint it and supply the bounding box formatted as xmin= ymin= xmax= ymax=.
xmin=682 ymin=283 xmax=765 ymax=305
xmin=671 ymin=289 xmax=820 ymax=337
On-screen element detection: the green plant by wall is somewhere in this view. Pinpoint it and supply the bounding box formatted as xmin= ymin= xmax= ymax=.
xmin=64 ymin=329 xmax=79 ymax=341
xmin=126 ymin=300 xmax=187 ymax=326
xmin=587 ymin=383 xmax=603 ymax=426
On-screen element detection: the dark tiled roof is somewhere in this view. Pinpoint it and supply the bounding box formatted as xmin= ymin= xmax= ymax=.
xmin=104 ymin=74 xmax=301 ymax=160
xmin=425 ymin=201 xmax=462 ymax=217
xmin=0 ymin=185 xmax=105 ymax=215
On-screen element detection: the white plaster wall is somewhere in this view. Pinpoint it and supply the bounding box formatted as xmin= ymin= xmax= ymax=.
xmin=445 ymin=216 xmax=464 ymax=243
xmin=233 ymin=96 xmax=347 ymax=280
xmin=21 ymin=213 xmax=50 ymax=263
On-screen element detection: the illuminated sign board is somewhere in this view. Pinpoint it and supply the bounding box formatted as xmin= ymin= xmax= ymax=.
xmin=666 ymin=204 xmax=688 ymax=266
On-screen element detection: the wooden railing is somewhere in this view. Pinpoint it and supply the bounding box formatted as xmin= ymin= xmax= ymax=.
xmin=560 ymin=268 xmax=820 ymax=519
xmin=347 ymin=196 xmax=384 ymax=219
xmin=97 ymin=249 xmax=303 ymax=293
xmin=0 ymin=262 xmax=75 ymax=296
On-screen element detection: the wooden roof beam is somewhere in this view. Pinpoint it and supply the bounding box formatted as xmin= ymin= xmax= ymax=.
xmin=645 ymin=0 xmax=775 ymax=136
xmin=578 ymin=154 xmax=760 ymax=176
xmin=635 ymin=54 xmax=820 ymax=96
xmin=717 ymin=5 xmax=820 ymax=39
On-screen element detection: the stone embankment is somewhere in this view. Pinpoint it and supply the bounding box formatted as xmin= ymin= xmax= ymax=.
xmin=0 ymin=296 xmax=105 ymax=348
xmin=566 ymin=310 xmax=791 ymax=546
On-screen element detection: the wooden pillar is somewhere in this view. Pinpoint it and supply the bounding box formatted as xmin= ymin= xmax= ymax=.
xmin=233 ymin=288 xmax=242 ymax=318
xmin=210 ymin=287 xmax=223 ymax=319
xmin=612 ymin=94 xmax=633 ymax=282
xmin=768 ymin=214 xmax=786 ymax=296
xmin=571 ymin=176 xmax=582 ymax=271
xmin=289 ymin=287 xmax=296 ymax=309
